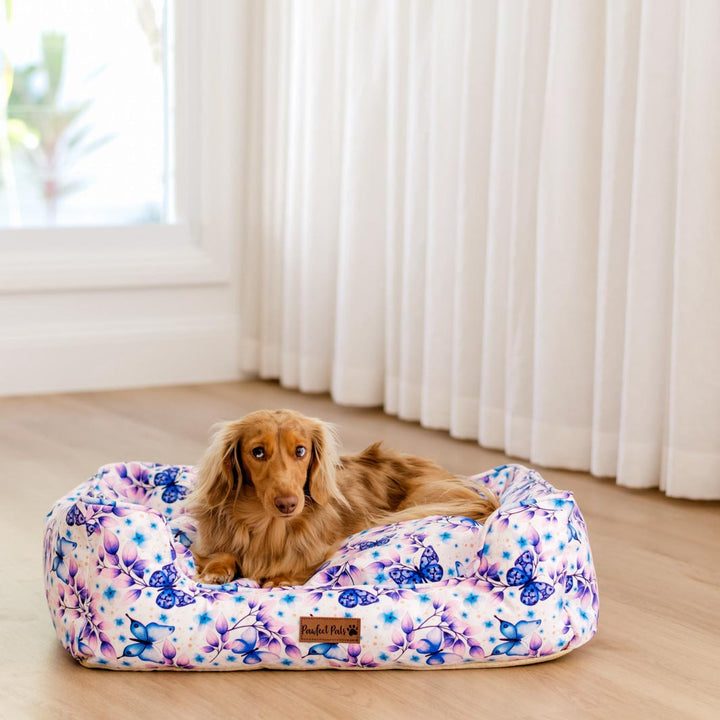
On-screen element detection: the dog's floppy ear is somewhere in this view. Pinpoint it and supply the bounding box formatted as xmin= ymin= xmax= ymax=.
xmin=193 ymin=420 xmax=245 ymax=511
xmin=306 ymin=419 xmax=347 ymax=508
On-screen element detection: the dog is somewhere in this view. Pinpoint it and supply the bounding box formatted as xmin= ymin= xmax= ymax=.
xmin=189 ymin=409 xmax=499 ymax=588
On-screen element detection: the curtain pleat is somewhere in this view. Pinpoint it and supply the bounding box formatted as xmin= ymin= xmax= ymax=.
xmin=592 ymin=0 xmax=641 ymax=481
xmin=504 ymin=0 xmax=551 ymax=460
xmin=616 ymin=0 xmax=680 ymax=490
xmin=396 ymin=1 xmax=431 ymax=422
xmin=478 ymin=1 xmax=523 ymax=453
xmin=240 ymin=0 xmax=720 ymax=499
xmin=532 ymin=1 xmax=605 ymax=470
xmin=449 ymin=0 xmax=496 ymax=441
xmin=667 ymin=0 xmax=720 ymax=498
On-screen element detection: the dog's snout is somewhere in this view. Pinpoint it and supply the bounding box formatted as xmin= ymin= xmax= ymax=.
xmin=274 ymin=495 xmax=299 ymax=515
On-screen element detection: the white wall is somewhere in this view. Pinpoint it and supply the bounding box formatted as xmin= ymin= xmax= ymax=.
xmin=0 ymin=275 xmax=242 ymax=397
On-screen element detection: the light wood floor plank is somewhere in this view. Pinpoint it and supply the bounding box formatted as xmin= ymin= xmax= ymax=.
xmin=1 ymin=381 xmax=718 ymax=719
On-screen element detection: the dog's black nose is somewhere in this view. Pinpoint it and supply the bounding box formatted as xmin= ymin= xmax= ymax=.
xmin=274 ymin=495 xmax=299 ymax=514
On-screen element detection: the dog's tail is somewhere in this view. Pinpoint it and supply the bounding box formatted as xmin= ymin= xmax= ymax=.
xmin=381 ymin=483 xmax=500 ymax=525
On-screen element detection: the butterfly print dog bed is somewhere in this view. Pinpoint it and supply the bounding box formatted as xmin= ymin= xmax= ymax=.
xmin=44 ymin=463 xmax=598 ymax=670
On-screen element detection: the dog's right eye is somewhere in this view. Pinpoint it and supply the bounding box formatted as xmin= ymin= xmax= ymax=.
xmin=251 ymin=446 xmax=265 ymax=459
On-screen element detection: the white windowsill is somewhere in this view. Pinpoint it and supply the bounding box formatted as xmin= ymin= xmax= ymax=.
xmin=0 ymin=222 xmax=230 ymax=293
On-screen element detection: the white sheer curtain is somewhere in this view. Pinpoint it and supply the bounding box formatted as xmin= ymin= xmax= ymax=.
xmin=239 ymin=0 xmax=720 ymax=500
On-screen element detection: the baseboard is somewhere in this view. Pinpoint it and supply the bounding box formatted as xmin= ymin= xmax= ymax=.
xmin=0 ymin=315 xmax=242 ymax=397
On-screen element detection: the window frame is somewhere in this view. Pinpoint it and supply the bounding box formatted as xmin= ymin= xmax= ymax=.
xmin=0 ymin=0 xmax=229 ymax=294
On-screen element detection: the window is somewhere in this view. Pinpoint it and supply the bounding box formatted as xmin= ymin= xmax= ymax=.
xmin=0 ymin=2 xmax=239 ymax=397
xmin=0 ymin=1 xmax=225 ymax=293
xmin=0 ymin=0 xmax=171 ymax=228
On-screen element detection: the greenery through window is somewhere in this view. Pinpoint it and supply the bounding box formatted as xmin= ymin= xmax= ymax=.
xmin=0 ymin=0 xmax=169 ymax=227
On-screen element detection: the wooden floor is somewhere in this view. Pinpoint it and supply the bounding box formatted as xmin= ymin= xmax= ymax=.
xmin=1 ymin=381 xmax=718 ymax=719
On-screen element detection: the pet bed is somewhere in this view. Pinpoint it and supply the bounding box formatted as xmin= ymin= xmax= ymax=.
xmin=44 ymin=462 xmax=598 ymax=670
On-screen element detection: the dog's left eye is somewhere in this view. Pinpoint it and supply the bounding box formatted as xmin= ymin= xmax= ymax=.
xmin=295 ymin=446 xmax=307 ymax=458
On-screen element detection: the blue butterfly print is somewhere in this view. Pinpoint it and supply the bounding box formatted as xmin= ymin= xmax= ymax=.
xmin=389 ymin=545 xmax=443 ymax=586
xmin=306 ymin=643 xmax=348 ymax=661
xmin=65 ymin=504 xmax=84 ymax=527
xmin=492 ymin=616 xmax=541 ymax=656
xmin=52 ymin=537 xmax=78 ymax=583
xmin=120 ymin=615 xmax=175 ymax=663
xmin=148 ymin=563 xmax=196 ymax=608
xmin=65 ymin=504 xmax=99 ymax=535
xmin=172 ymin=528 xmax=193 ymax=549
xmin=229 ymin=626 xmax=269 ymax=664
xmin=355 ymin=536 xmax=391 ymax=551
xmin=154 ymin=467 xmax=187 ymax=504
xmin=338 ymin=588 xmax=379 ymax=608
xmin=506 ymin=550 xmax=554 ymax=605
xmin=416 ymin=626 xmax=462 ymax=665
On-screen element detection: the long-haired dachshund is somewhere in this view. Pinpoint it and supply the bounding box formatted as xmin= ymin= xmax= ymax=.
xmin=189 ymin=409 xmax=499 ymax=587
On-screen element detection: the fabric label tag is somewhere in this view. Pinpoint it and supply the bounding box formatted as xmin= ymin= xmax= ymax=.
xmin=299 ymin=616 xmax=361 ymax=643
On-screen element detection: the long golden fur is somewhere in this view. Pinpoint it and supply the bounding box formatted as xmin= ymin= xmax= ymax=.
xmin=189 ymin=409 xmax=499 ymax=587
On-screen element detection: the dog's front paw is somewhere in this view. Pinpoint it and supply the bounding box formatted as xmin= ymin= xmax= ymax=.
xmin=195 ymin=552 xmax=239 ymax=585
xmin=197 ymin=568 xmax=236 ymax=585
xmin=261 ymin=575 xmax=300 ymax=588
